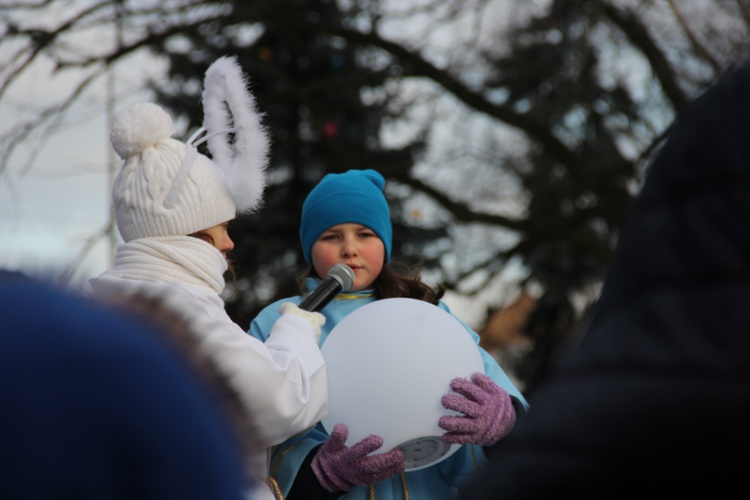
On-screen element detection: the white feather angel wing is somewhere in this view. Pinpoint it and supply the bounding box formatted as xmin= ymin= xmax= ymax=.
xmin=202 ymin=56 xmax=269 ymax=213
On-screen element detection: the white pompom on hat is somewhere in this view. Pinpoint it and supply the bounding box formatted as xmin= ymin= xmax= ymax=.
xmin=110 ymin=102 xmax=236 ymax=242
xmin=109 ymin=56 xmax=270 ymax=242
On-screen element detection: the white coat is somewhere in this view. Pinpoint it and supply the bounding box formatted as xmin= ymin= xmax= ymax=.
xmin=87 ymin=236 xmax=328 ymax=500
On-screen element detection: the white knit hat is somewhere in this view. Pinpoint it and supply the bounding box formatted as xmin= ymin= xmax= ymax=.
xmin=109 ymin=56 xmax=269 ymax=242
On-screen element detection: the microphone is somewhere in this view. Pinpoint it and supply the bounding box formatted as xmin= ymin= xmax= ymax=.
xmin=299 ymin=264 xmax=356 ymax=312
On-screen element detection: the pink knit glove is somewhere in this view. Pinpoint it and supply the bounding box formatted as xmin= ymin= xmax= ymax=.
xmin=311 ymin=423 xmax=405 ymax=493
xmin=439 ymin=372 xmax=517 ymax=446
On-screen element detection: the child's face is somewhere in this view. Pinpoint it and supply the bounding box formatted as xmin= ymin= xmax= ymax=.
xmin=311 ymin=223 xmax=385 ymax=292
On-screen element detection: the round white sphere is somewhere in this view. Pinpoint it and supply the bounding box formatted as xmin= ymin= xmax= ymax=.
xmin=321 ymin=298 xmax=484 ymax=471
xmin=110 ymin=102 xmax=174 ymax=160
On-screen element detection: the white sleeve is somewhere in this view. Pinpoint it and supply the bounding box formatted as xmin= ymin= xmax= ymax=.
xmin=179 ymin=294 xmax=329 ymax=448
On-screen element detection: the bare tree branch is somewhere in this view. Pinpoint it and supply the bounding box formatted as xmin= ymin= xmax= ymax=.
xmin=665 ymin=0 xmax=721 ymax=73
xmin=601 ymin=0 xmax=690 ymax=110
xmin=0 ymin=68 xmax=104 ymax=176
xmin=275 ymin=19 xmax=582 ymax=173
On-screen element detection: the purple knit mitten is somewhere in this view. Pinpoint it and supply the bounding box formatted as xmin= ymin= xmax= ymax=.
xmin=439 ymin=372 xmax=517 ymax=446
xmin=311 ymin=423 xmax=405 ymax=493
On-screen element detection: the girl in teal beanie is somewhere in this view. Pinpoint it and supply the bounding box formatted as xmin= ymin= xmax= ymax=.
xmin=248 ymin=169 xmax=528 ymax=499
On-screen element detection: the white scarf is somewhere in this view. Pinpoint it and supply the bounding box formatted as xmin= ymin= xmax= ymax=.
xmin=101 ymin=236 xmax=227 ymax=294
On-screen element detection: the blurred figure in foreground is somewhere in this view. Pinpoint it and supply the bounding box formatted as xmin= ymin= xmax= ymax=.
xmin=461 ymin=60 xmax=750 ymax=498
xmin=0 ymin=272 xmax=253 ymax=499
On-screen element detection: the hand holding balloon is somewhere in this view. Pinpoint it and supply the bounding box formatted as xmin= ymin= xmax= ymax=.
xmin=439 ymin=372 xmax=516 ymax=446
xmin=311 ymin=423 xmax=405 ymax=493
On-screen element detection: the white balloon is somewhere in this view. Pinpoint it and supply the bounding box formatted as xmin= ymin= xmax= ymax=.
xmin=321 ymin=298 xmax=484 ymax=471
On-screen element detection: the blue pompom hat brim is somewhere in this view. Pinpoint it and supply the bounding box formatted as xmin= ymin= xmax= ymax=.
xmin=299 ymin=169 xmax=392 ymax=265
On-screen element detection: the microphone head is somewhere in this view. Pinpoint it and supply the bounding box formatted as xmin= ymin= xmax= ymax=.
xmin=327 ymin=264 xmax=355 ymax=292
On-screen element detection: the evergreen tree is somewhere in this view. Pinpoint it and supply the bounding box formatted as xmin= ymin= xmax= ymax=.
xmin=151 ymin=0 xmax=440 ymax=327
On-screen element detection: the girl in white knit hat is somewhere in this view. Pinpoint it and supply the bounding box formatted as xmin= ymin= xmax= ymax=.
xmin=87 ymin=56 xmax=327 ymax=500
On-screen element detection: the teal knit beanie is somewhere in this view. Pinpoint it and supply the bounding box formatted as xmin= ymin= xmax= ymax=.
xmin=300 ymin=169 xmax=392 ymax=265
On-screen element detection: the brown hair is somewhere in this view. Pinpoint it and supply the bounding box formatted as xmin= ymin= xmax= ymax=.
xmin=373 ymin=261 xmax=445 ymax=305
xmin=189 ymin=230 xmax=215 ymax=247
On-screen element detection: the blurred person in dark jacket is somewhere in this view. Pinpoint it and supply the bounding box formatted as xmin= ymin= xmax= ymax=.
xmin=461 ymin=60 xmax=750 ymax=498
xmin=0 ymin=272 xmax=258 ymax=499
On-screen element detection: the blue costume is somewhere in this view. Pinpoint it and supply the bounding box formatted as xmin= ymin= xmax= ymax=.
xmin=249 ymin=278 xmax=528 ymax=499
xmin=250 ymin=169 xmax=528 ymax=498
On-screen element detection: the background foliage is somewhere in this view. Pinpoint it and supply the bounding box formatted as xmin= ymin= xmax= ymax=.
xmin=2 ymin=0 xmax=749 ymax=394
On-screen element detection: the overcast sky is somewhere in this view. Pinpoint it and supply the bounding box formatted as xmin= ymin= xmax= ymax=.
xmin=0 ymin=48 xmax=162 ymax=285
xmin=1 ymin=88 xmax=111 ymax=278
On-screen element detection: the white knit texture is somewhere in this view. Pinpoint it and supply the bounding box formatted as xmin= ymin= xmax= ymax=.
xmin=100 ymin=236 xmax=228 ymax=294
xmin=110 ymin=103 xmax=236 ymax=242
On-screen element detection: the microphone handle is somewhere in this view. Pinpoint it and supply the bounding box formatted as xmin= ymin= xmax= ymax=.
xmin=298 ymin=278 xmax=343 ymax=312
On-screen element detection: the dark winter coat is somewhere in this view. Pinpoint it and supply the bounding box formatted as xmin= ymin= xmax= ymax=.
xmin=461 ymin=60 xmax=750 ymax=498
xmin=0 ymin=274 xmax=251 ymax=499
